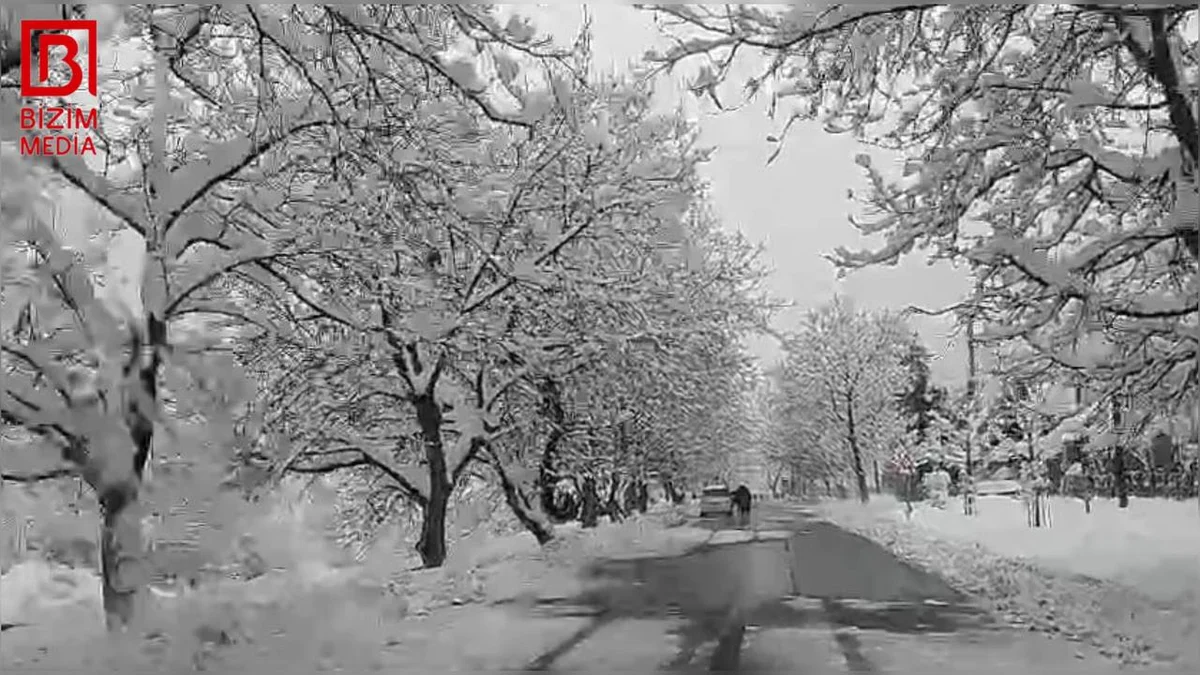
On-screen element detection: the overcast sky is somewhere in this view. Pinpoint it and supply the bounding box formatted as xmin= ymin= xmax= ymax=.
xmin=518 ymin=3 xmax=971 ymax=385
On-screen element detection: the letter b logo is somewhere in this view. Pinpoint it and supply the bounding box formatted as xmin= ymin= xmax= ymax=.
xmin=20 ymin=20 xmax=98 ymax=97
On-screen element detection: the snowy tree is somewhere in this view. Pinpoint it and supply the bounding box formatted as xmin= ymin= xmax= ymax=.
xmin=255 ymin=41 xmax=769 ymax=560
xmin=644 ymin=4 xmax=1198 ymax=438
xmin=2 ymin=4 xmax=382 ymax=628
xmin=752 ymin=368 xmax=793 ymax=497
xmin=767 ymin=371 xmax=845 ymax=497
xmin=488 ymin=187 xmax=771 ymax=529
xmin=1 ymin=3 xmax=585 ymax=623
xmin=895 ymin=340 xmax=948 ymax=445
xmin=776 ymin=297 xmax=911 ymax=502
xmin=229 ymin=8 xmax=610 ymax=566
xmin=0 ymin=150 xmax=259 ymax=632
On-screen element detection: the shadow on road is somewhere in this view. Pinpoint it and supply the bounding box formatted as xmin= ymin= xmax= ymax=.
xmin=521 ymin=506 xmax=996 ymax=672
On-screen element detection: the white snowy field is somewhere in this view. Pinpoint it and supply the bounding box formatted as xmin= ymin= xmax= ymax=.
xmin=820 ymin=494 xmax=1200 ymax=604
xmin=814 ymin=494 xmax=1200 ymax=668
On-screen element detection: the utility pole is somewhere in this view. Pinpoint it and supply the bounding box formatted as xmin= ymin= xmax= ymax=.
xmin=962 ymin=271 xmax=982 ymax=516
xmin=965 ymin=307 xmax=977 ymax=478
xmin=1111 ymin=392 xmax=1130 ymax=508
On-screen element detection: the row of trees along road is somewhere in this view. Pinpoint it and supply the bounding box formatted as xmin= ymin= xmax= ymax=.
xmin=647 ymin=4 xmax=1197 ymax=504
xmin=760 ymin=297 xmax=913 ymax=504
xmin=0 ymin=5 xmax=773 ymax=632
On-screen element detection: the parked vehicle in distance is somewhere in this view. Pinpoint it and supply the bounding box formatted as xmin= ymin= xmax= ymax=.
xmin=974 ymin=479 xmax=1022 ymax=498
xmin=699 ymin=484 xmax=733 ymax=517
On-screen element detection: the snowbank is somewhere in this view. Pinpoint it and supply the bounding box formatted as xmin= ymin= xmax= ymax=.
xmin=465 ymin=512 xmax=713 ymax=605
xmin=824 ymin=495 xmax=1200 ymax=603
xmin=1 ymin=509 xmax=713 ymax=673
xmin=0 ymin=559 xmax=104 ymax=627
xmin=816 ymin=495 xmax=1200 ymax=668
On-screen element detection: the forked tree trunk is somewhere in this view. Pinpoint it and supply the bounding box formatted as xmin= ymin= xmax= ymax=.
xmin=500 ymin=486 xmax=554 ymax=545
xmin=489 ymin=449 xmax=554 ymax=545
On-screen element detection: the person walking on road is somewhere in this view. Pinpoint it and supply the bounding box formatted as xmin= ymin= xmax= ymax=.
xmin=732 ymin=485 xmax=752 ymax=526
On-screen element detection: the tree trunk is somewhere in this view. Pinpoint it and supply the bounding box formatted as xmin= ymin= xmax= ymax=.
xmin=604 ymin=474 xmax=625 ymax=522
xmin=964 ymin=284 xmax=978 ymax=480
xmin=623 ymin=478 xmax=646 ymax=514
xmin=84 ymin=358 xmax=156 ymax=632
xmin=93 ymin=322 xmax=160 ymax=631
xmin=414 ymin=394 xmax=452 ymax=568
xmin=1110 ymin=398 xmax=1130 ymax=509
xmin=490 ymin=452 xmax=554 ymax=545
xmin=845 ymin=394 xmax=870 ymax=504
xmin=416 ymin=492 xmax=449 ymax=568
xmin=97 ymin=484 xmax=148 ymax=632
xmin=1113 ymin=447 xmax=1130 ymax=509
xmin=538 ymin=436 xmax=566 ymax=519
xmin=580 ymin=476 xmax=600 ymax=528
xmin=536 ymin=377 xmax=572 ymax=522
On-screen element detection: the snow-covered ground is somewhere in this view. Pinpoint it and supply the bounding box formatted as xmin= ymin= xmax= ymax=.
xmin=8 ymin=499 xmax=1191 ymax=674
xmin=814 ymin=494 xmax=1200 ymax=668
xmin=821 ymin=495 xmax=1200 ymax=603
xmin=0 ymin=507 xmax=716 ymax=673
